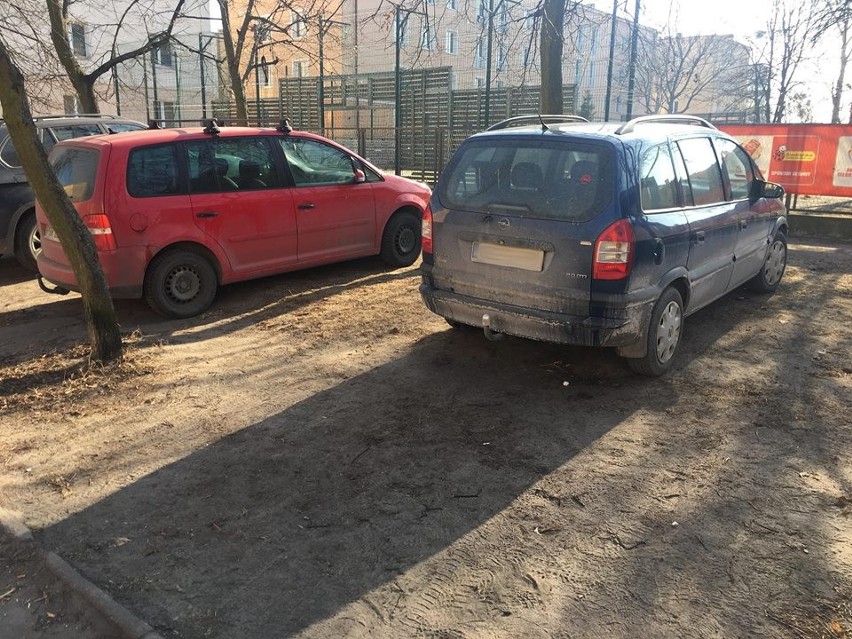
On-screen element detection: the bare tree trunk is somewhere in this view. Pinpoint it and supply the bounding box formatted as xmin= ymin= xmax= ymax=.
xmin=46 ymin=0 xmax=99 ymax=112
xmin=219 ymin=0 xmax=249 ymax=124
xmin=833 ymin=16 xmax=850 ymax=123
xmin=0 ymin=40 xmax=121 ymax=363
xmin=540 ymin=0 xmax=565 ymax=113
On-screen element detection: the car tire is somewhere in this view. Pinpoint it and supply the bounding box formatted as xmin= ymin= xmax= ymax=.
xmin=380 ymin=210 xmax=421 ymax=267
xmin=626 ymin=287 xmax=684 ymax=377
xmin=15 ymin=211 xmax=40 ymax=272
xmin=144 ymin=249 xmax=218 ymax=319
xmin=748 ymin=230 xmax=787 ymax=294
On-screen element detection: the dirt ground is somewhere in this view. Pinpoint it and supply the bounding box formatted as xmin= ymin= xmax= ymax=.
xmin=0 ymin=237 xmax=850 ymax=639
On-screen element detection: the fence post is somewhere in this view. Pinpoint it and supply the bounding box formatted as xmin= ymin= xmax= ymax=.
xmin=358 ymin=128 xmax=366 ymax=158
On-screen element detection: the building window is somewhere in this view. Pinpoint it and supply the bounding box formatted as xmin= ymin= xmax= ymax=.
xmin=524 ymin=9 xmax=536 ymax=30
xmin=152 ymin=43 xmax=173 ymax=67
xmin=475 ymin=77 xmax=485 ymax=88
xmin=291 ymin=12 xmax=306 ymax=38
xmin=498 ymin=7 xmax=509 ymax=33
xmin=590 ymin=26 xmax=598 ymax=55
xmin=63 ymin=94 xmax=80 ymax=115
xmin=446 ymin=31 xmax=458 ymax=54
xmin=396 ymin=17 xmax=408 ymax=47
xmin=420 ymin=24 xmax=434 ymax=50
xmin=523 ymin=46 xmax=533 ymax=68
xmin=293 ymin=60 xmax=306 ymax=78
xmin=497 ymin=45 xmax=507 ymax=71
xmin=476 ymin=0 xmax=487 ymax=23
xmin=474 ymin=41 xmax=485 ymax=69
xmin=576 ymin=26 xmax=585 ymax=52
xmin=588 ymin=62 xmax=596 ymax=87
xmin=447 ymin=0 xmax=457 ymax=9
xmin=575 ymin=60 xmax=581 ymax=82
xmin=154 ymin=100 xmax=176 ymax=124
xmin=69 ymin=23 xmax=87 ymax=57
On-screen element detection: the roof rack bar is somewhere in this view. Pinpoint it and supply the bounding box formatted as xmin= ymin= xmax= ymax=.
xmin=486 ymin=114 xmax=589 ymax=131
xmin=30 ymin=113 xmax=119 ymax=121
xmin=615 ymin=114 xmax=716 ymax=135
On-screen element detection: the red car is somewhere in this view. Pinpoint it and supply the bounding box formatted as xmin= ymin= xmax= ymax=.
xmin=36 ymin=122 xmax=431 ymax=317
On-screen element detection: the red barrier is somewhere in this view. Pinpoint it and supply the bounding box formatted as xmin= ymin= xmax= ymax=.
xmin=720 ymin=124 xmax=852 ymax=197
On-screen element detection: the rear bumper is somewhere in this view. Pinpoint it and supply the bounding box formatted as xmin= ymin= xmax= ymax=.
xmin=37 ymin=249 xmax=143 ymax=299
xmin=419 ymin=281 xmax=653 ymax=350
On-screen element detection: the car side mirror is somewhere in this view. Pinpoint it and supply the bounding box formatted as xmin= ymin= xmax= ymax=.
xmin=752 ymin=179 xmax=784 ymax=200
xmin=354 ymin=168 xmax=367 ymax=184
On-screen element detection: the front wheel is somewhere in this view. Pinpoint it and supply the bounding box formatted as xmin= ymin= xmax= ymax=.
xmin=144 ymin=249 xmax=218 ymax=318
xmin=626 ymin=287 xmax=684 ymax=377
xmin=748 ymin=230 xmax=787 ymax=293
xmin=380 ymin=211 xmax=421 ymax=267
xmin=15 ymin=211 xmax=40 ymax=272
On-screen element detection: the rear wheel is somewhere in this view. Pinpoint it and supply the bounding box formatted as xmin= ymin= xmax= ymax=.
xmin=144 ymin=249 xmax=218 ymax=318
xmin=14 ymin=211 xmax=40 ymax=272
xmin=380 ymin=210 xmax=421 ymax=267
xmin=748 ymin=230 xmax=787 ymax=293
xmin=627 ymin=287 xmax=683 ymax=377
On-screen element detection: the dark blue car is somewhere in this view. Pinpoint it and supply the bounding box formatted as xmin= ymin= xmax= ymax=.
xmin=419 ymin=115 xmax=788 ymax=376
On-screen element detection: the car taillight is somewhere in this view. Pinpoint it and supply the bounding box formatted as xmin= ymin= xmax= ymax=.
xmin=82 ymin=214 xmax=116 ymax=251
xmin=422 ymin=204 xmax=433 ymax=254
xmin=593 ymin=218 xmax=633 ymax=280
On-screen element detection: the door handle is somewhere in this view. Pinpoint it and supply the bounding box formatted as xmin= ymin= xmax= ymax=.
xmin=297 ymin=203 xmax=316 ymax=210
xmin=196 ymin=211 xmax=218 ymax=218
xmin=694 ymin=230 xmax=705 ymax=245
xmin=653 ymin=238 xmax=665 ymax=265
xmin=739 ymin=219 xmax=748 ymax=230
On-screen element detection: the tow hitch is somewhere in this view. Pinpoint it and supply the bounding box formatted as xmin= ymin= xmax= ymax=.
xmin=38 ymin=276 xmax=70 ymax=296
xmin=482 ymin=313 xmax=504 ymax=341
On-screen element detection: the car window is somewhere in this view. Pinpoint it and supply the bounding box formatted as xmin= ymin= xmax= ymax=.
xmin=187 ymin=137 xmax=279 ymax=193
xmin=278 ymin=138 xmax=357 ymax=187
xmin=439 ymin=138 xmax=613 ymax=222
xmin=715 ymin=138 xmax=753 ymax=201
xmin=676 ymin=137 xmax=725 ymax=206
xmin=127 ymin=144 xmax=181 ymax=198
xmin=0 ymin=134 xmax=21 ymax=168
xmin=640 ymin=144 xmax=679 ymax=211
xmin=106 ymin=122 xmax=147 ymax=133
xmin=50 ymin=147 xmax=99 ymax=202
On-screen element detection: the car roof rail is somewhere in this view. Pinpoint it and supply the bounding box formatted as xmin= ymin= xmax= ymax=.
xmin=615 ymin=114 xmax=716 ymax=135
xmin=31 ymin=113 xmax=120 ymax=122
xmin=486 ymin=114 xmax=589 ymax=131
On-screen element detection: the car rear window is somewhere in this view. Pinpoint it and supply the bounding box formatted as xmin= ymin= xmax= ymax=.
xmin=438 ymin=138 xmax=613 ymax=222
xmin=50 ymin=147 xmax=99 ymax=202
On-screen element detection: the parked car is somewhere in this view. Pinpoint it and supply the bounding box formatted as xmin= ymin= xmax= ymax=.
xmin=419 ymin=114 xmax=788 ymax=376
xmin=0 ymin=114 xmax=147 ymax=271
xmin=36 ymin=121 xmax=431 ymax=318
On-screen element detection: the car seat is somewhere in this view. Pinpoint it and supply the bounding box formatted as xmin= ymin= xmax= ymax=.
xmin=238 ymin=159 xmax=267 ymax=189
xmin=510 ymin=162 xmax=543 ymax=190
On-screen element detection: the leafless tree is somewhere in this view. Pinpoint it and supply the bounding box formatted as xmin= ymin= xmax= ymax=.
xmin=813 ymin=0 xmax=851 ymax=123
xmin=0 ymin=37 xmax=122 ymax=362
xmin=218 ymin=0 xmax=343 ymax=124
xmin=43 ymin=0 xmax=189 ymax=113
xmin=764 ymin=0 xmax=818 ymax=123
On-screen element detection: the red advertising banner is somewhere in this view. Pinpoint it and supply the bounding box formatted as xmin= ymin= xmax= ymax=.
xmin=720 ymin=124 xmax=852 ymax=197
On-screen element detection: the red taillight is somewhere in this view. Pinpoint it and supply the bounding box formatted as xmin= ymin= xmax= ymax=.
xmin=421 ymin=204 xmax=433 ymax=254
xmin=82 ymin=214 xmax=116 ymax=251
xmin=593 ymin=218 xmax=633 ymax=280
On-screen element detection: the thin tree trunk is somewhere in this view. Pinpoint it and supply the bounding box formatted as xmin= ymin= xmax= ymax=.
xmin=0 ymin=40 xmax=121 ymax=362
xmin=540 ymin=0 xmax=565 ymax=113
xmin=219 ymin=0 xmax=249 ymax=124
xmin=46 ymin=0 xmax=100 ymax=113
xmin=833 ymin=17 xmax=849 ymax=124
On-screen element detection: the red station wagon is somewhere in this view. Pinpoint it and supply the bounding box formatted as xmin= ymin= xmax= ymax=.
xmin=36 ymin=121 xmax=431 ymax=317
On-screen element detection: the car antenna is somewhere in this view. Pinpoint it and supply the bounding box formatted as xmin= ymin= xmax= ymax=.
xmin=148 ymin=119 xmax=163 ymax=130
xmin=537 ymin=112 xmax=550 ymax=132
xmin=276 ymin=118 xmax=292 ymax=135
xmin=203 ymin=119 xmax=220 ymax=136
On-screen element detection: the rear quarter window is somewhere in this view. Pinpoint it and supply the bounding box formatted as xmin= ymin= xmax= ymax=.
xmin=50 ymin=147 xmax=99 ymax=201
xmin=127 ymin=145 xmax=181 ymax=197
xmin=439 ymin=138 xmax=613 ymax=222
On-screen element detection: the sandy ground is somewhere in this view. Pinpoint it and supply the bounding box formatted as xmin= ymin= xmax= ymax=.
xmin=0 ymin=239 xmax=850 ymax=638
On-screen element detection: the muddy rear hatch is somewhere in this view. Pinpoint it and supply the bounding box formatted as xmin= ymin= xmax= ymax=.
xmin=430 ymin=136 xmax=615 ymax=316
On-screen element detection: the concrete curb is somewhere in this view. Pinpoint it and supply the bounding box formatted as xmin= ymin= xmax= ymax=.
xmin=0 ymin=509 xmax=164 ymax=639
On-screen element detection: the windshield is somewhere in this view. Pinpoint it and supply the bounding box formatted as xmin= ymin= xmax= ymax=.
xmin=439 ymin=138 xmax=613 ymax=222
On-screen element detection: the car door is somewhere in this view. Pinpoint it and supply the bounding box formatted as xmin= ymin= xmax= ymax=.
xmin=188 ymin=136 xmax=298 ymax=276
xmin=714 ymin=137 xmax=772 ymax=288
xmin=277 ymin=136 xmax=376 ymax=264
xmin=674 ymin=137 xmax=738 ymax=312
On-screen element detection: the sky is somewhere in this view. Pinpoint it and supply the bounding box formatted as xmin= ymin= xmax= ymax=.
xmin=590 ymin=0 xmax=843 ymax=122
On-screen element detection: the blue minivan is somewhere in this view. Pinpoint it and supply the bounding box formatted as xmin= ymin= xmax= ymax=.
xmin=419 ymin=115 xmax=788 ymax=376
